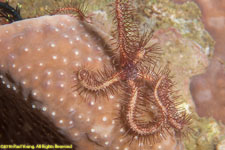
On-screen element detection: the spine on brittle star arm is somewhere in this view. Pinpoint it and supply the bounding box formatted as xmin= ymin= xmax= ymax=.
xmin=126 ymin=80 xmax=164 ymax=135
xmin=77 ymin=69 xmax=120 ymax=91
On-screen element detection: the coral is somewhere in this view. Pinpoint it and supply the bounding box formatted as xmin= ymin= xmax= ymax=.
xmin=190 ymin=0 xmax=225 ymax=125
xmin=138 ymin=0 xmax=215 ymax=57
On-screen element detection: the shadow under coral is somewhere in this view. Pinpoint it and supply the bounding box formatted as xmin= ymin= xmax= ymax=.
xmin=0 ymin=73 xmax=76 ymax=149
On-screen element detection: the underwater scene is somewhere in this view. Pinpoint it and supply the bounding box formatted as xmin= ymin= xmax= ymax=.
xmin=0 ymin=0 xmax=224 ymax=150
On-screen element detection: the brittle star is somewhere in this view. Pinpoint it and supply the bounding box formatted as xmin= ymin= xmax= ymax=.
xmin=74 ymin=0 xmax=191 ymax=144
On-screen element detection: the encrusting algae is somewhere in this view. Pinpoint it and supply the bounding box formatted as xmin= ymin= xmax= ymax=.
xmin=0 ymin=0 xmax=224 ymax=150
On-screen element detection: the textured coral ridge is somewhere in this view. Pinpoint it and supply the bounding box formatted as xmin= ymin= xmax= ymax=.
xmin=0 ymin=15 xmax=177 ymax=150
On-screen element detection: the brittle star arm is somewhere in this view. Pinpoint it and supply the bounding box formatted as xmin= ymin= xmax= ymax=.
xmin=126 ymin=80 xmax=165 ymax=135
xmin=154 ymin=76 xmax=186 ymax=131
xmin=115 ymin=0 xmax=131 ymax=63
xmin=77 ymin=69 xmax=121 ymax=92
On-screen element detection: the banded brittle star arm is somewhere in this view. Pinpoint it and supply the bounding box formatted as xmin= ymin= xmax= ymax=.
xmin=126 ymin=80 xmax=165 ymax=136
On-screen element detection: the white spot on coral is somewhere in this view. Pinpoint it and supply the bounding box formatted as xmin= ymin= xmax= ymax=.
xmin=97 ymin=47 xmax=101 ymax=50
xmin=64 ymin=34 xmax=69 ymax=38
xmin=102 ymin=116 xmax=107 ymax=122
xmin=52 ymin=112 xmax=56 ymax=116
xmin=55 ymin=28 xmax=59 ymax=32
xmin=63 ymin=58 xmax=68 ymax=64
xmin=87 ymin=57 xmax=92 ymax=62
xmin=39 ymin=62 xmax=44 ymax=67
xmin=50 ymin=43 xmax=56 ymax=48
xmin=74 ymin=50 xmax=79 ymax=56
xmin=74 ymin=132 xmax=79 ymax=136
xmin=69 ymin=121 xmax=73 ymax=125
xmin=32 ymin=104 xmax=36 ymax=109
xmin=76 ymin=36 xmax=80 ymax=41
xmin=59 ymin=97 xmax=64 ymax=102
xmin=52 ymin=55 xmax=57 ymax=60
xmin=26 ymin=65 xmax=31 ymax=69
xmin=97 ymin=57 xmax=102 ymax=61
xmin=90 ymin=101 xmax=95 ymax=106
xmin=75 ymin=62 xmax=80 ymax=67
xmin=59 ymin=120 xmax=63 ymax=124
xmin=47 ymin=71 xmax=52 ymax=76
xmin=105 ymin=141 xmax=109 ymax=145
xmin=42 ymin=107 xmax=47 ymax=111
xmin=78 ymin=115 xmax=82 ymax=119
xmin=59 ymin=83 xmax=65 ymax=88
xmin=34 ymin=76 xmax=39 ymax=80
xmin=47 ymin=93 xmax=51 ymax=97
xmin=112 ymin=120 xmax=115 ymax=124
xmin=98 ymin=106 xmax=102 ymax=110
xmin=59 ymin=71 xmax=64 ymax=76
xmin=71 ymin=27 xmax=76 ymax=31
xmin=6 ymin=84 xmax=10 ymax=88
xmin=70 ymin=108 xmax=75 ymax=113
xmin=72 ymin=92 xmax=77 ymax=97
xmin=115 ymin=146 xmax=120 ymax=150
xmin=109 ymin=95 xmax=114 ymax=99
xmin=91 ymin=128 xmax=95 ymax=133
xmin=13 ymin=86 xmax=17 ymax=91
xmin=32 ymin=91 xmax=37 ymax=96
xmin=120 ymin=128 xmax=124 ymax=133
xmin=22 ymin=80 xmax=27 ymax=85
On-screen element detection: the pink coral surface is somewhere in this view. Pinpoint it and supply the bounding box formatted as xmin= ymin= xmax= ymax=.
xmin=190 ymin=0 xmax=225 ymax=123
